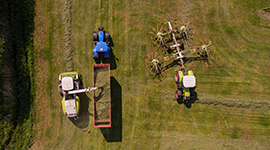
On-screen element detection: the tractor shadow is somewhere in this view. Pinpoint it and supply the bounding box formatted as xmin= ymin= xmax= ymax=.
xmin=176 ymin=91 xmax=199 ymax=108
xmin=94 ymin=35 xmax=118 ymax=70
xmin=69 ymin=77 xmax=92 ymax=130
xmin=100 ymin=76 xmax=122 ymax=142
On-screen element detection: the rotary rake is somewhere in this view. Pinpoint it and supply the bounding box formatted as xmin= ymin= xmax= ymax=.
xmin=147 ymin=20 xmax=213 ymax=103
xmin=194 ymin=38 xmax=212 ymax=59
xmin=150 ymin=19 xmax=194 ymax=53
xmin=150 ymin=25 xmax=168 ymax=46
xmin=145 ymin=42 xmax=212 ymax=75
xmin=174 ymin=19 xmax=194 ymax=41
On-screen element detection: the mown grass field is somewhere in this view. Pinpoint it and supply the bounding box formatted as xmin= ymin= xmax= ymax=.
xmin=31 ymin=0 xmax=270 ymax=149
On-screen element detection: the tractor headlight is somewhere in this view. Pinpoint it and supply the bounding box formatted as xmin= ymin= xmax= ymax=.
xmin=100 ymin=48 xmax=103 ymax=52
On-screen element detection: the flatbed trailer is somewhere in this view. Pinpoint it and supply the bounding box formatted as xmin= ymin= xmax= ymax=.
xmin=93 ymin=63 xmax=111 ymax=128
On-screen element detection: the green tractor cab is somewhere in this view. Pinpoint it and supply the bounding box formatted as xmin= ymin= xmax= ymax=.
xmin=175 ymin=70 xmax=196 ymax=103
xmin=58 ymin=72 xmax=97 ymax=120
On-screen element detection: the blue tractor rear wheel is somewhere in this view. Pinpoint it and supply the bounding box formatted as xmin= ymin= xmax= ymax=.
xmin=105 ymin=32 xmax=110 ymax=44
xmin=93 ymin=32 xmax=98 ymax=42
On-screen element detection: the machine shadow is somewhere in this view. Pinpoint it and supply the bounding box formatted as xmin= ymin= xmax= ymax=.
xmin=100 ymin=76 xmax=122 ymax=142
xmin=183 ymin=57 xmax=206 ymax=64
xmin=183 ymin=56 xmax=218 ymax=67
xmin=69 ymin=77 xmax=92 ymax=129
xmin=161 ymin=60 xmax=181 ymax=72
xmin=176 ymin=91 xmax=199 ymax=108
xmin=161 ymin=56 xmax=214 ymax=73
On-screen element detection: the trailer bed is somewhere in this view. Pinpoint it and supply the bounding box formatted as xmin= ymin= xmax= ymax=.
xmin=93 ymin=64 xmax=111 ymax=128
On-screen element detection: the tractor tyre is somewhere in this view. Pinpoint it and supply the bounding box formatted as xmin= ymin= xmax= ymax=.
xmin=105 ymin=32 xmax=109 ymax=40
xmin=93 ymin=32 xmax=98 ymax=42
xmin=176 ymin=82 xmax=183 ymax=90
xmin=75 ymin=80 xmax=79 ymax=90
xmin=105 ymin=32 xmax=110 ymax=44
xmin=190 ymin=88 xmax=195 ymax=98
xmin=175 ymin=71 xmax=180 ymax=83
xmin=58 ymin=84 xmax=63 ymax=97
xmin=175 ymin=90 xmax=182 ymax=100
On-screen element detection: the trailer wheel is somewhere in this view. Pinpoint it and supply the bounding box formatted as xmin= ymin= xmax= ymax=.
xmin=165 ymin=44 xmax=170 ymax=51
xmin=179 ymin=41 xmax=184 ymax=49
xmin=175 ymin=71 xmax=180 ymax=83
xmin=93 ymin=32 xmax=98 ymax=42
xmin=175 ymin=90 xmax=182 ymax=100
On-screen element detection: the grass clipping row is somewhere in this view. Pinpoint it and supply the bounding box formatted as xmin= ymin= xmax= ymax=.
xmin=62 ymin=0 xmax=74 ymax=72
xmin=94 ymin=67 xmax=110 ymax=121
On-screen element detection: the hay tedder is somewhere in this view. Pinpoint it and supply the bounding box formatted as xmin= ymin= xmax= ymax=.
xmin=147 ymin=20 xmax=213 ymax=102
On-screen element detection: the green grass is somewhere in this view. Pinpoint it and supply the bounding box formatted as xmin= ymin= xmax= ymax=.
xmin=0 ymin=0 xmax=35 ymax=149
xmin=32 ymin=0 xmax=270 ymax=149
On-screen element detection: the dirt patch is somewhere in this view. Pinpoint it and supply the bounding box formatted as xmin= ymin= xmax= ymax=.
xmin=256 ymin=10 xmax=270 ymax=24
xmin=94 ymin=67 xmax=110 ymax=121
xmin=62 ymin=0 xmax=74 ymax=72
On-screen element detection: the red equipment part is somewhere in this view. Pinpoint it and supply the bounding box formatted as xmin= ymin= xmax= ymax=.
xmin=93 ymin=63 xmax=111 ymax=128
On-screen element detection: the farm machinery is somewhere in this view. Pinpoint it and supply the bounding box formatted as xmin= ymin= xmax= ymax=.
xmin=147 ymin=20 xmax=212 ymax=102
xmin=58 ymin=72 xmax=97 ymax=120
xmin=93 ymin=26 xmax=110 ymax=63
xmin=150 ymin=19 xmax=193 ymax=51
xmin=92 ymin=27 xmax=111 ymax=128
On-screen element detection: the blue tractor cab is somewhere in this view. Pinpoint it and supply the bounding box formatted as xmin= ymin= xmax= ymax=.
xmin=93 ymin=27 xmax=110 ymax=61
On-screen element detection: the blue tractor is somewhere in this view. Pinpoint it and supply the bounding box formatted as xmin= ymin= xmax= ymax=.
xmin=93 ymin=26 xmax=110 ymax=63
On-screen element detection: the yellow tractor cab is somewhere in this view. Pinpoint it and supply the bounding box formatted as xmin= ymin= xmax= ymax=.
xmin=175 ymin=70 xmax=196 ymax=103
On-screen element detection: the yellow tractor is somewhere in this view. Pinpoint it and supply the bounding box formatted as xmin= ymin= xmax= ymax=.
xmin=174 ymin=69 xmax=196 ymax=103
xmin=58 ymin=72 xmax=97 ymax=120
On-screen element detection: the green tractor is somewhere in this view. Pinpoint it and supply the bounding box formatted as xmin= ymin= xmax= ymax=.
xmin=174 ymin=69 xmax=196 ymax=103
xmin=58 ymin=72 xmax=97 ymax=120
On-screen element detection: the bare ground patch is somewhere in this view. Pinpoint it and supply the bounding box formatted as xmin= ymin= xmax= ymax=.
xmin=257 ymin=10 xmax=270 ymax=24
